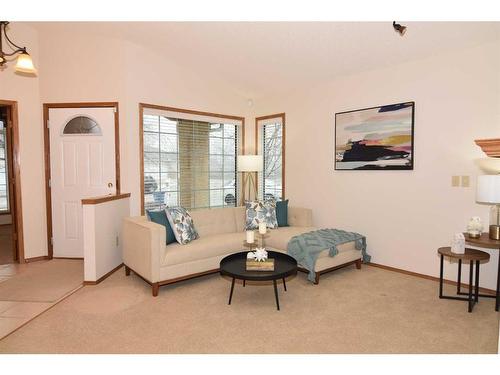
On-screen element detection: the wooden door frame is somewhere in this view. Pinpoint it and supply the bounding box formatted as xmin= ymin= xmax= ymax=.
xmin=0 ymin=100 xmax=25 ymax=263
xmin=43 ymin=102 xmax=121 ymax=259
xmin=255 ymin=113 xmax=286 ymax=200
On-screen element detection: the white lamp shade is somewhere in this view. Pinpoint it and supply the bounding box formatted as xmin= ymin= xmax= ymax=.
xmin=476 ymin=175 xmax=500 ymax=204
xmin=15 ymin=52 xmax=37 ymax=75
xmin=475 ymin=158 xmax=500 ymax=174
xmin=237 ymin=155 xmax=263 ymax=172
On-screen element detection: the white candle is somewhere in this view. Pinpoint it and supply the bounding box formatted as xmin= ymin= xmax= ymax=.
xmin=258 ymin=222 xmax=267 ymax=235
xmin=246 ymin=230 xmax=255 ymax=243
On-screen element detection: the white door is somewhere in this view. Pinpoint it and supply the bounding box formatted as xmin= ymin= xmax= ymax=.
xmin=49 ymin=107 xmax=117 ymax=258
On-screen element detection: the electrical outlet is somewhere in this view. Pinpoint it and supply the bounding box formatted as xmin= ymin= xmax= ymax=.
xmin=461 ymin=176 xmax=470 ymax=187
xmin=451 ymin=176 xmax=460 ymax=187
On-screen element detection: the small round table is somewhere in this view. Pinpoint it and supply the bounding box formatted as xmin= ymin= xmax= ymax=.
xmin=438 ymin=247 xmax=490 ymax=312
xmin=219 ymin=251 xmax=297 ymax=311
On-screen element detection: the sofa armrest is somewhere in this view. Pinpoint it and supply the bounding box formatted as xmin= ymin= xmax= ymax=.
xmin=122 ymin=217 xmax=164 ymax=283
xmin=288 ymin=206 xmax=313 ymax=227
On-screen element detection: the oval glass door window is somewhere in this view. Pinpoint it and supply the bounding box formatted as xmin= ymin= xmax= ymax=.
xmin=63 ymin=116 xmax=102 ymax=135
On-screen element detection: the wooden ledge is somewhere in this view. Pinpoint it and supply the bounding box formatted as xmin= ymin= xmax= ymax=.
xmin=81 ymin=193 xmax=131 ymax=205
xmin=475 ymin=138 xmax=500 ymax=157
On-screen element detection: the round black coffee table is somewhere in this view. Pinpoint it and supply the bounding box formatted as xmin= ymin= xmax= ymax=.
xmin=219 ymin=251 xmax=297 ymax=311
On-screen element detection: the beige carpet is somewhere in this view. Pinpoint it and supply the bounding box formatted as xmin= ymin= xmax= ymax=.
xmin=0 ymin=264 xmax=498 ymax=353
xmin=0 ymin=259 xmax=83 ymax=302
xmin=0 ymin=225 xmax=13 ymax=265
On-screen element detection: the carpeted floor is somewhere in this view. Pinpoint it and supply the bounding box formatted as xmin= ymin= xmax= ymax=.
xmin=0 ymin=264 xmax=498 ymax=354
xmin=0 ymin=259 xmax=83 ymax=302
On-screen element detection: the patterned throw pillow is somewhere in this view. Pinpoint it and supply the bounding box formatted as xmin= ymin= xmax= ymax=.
xmin=245 ymin=200 xmax=278 ymax=230
xmin=165 ymin=206 xmax=199 ymax=245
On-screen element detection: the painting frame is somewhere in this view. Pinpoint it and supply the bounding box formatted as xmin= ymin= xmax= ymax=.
xmin=334 ymin=101 xmax=415 ymax=171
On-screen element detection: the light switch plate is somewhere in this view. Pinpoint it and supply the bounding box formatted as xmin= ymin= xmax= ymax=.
xmin=451 ymin=176 xmax=460 ymax=187
xmin=461 ymin=176 xmax=470 ymax=187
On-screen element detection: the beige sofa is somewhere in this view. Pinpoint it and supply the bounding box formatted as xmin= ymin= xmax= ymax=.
xmin=123 ymin=206 xmax=362 ymax=296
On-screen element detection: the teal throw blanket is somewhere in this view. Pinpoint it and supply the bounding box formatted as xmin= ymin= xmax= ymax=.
xmin=287 ymin=229 xmax=371 ymax=282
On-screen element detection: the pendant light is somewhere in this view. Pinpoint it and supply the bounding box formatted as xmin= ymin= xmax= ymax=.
xmin=0 ymin=21 xmax=37 ymax=75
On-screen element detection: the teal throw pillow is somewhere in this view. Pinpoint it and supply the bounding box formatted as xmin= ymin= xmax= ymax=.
xmin=146 ymin=209 xmax=176 ymax=245
xmin=276 ymin=199 xmax=289 ymax=227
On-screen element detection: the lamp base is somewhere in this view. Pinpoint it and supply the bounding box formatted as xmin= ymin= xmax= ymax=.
xmin=489 ymin=224 xmax=500 ymax=240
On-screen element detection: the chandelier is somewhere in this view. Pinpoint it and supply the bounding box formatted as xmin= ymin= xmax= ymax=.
xmin=0 ymin=21 xmax=37 ymax=75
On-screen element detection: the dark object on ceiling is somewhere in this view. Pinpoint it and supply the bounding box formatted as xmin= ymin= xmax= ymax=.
xmin=393 ymin=21 xmax=407 ymax=36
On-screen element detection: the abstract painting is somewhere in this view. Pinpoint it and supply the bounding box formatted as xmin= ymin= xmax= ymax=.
xmin=335 ymin=102 xmax=414 ymax=170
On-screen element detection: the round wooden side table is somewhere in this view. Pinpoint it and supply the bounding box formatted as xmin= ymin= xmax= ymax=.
xmin=463 ymin=233 xmax=500 ymax=312
xmin=437 ymin=247 xmax=490 ymax=313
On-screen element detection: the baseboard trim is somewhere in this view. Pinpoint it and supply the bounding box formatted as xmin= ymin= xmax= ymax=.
xmin=53 ymin=257 xmax=84 ymax=260
xmin=24 ymin=255 xmax=49 ymax=263
xmin=83 ymin=263 xmax=124 ymax=285
xmin=368 ymin=262 xmax=497 ymax=296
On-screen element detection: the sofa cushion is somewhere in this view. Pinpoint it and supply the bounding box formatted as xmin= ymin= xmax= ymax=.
xmin=276 ymin=199 xmax=289 ymax=227
xmin=165 ymin=206 xmax=199 ymax=245
xmin=161 ymin=232 xmax=245 ymax=267
xmin=146 ymin=209 xmax=176 ymax=244
xmin=265 ymin=227 xmax=357 ymax=258
xmin=189 ymin=207 xmax=238 ymax=237
xmin=245 ymin=200 xmax=278 ymax=230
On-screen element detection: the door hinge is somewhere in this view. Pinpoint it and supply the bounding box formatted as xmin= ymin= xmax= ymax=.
xmin=48 ymin=179 xmax=51 ymax=188
xmin=113 ymin=107 xmax=117 ymax=113
xmin=46 ymin=120 xmax=50 ymax=129
xmin=50 ymin=237 xmax=54 ymax=246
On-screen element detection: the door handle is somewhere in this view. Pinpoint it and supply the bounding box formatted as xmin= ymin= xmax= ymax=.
xmin=108 ymin=182 xmax=114 ymax=188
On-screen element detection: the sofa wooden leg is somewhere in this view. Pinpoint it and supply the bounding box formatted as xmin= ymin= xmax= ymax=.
xmin=314 ymin=273 xmax=320 ymax=285
xmin=152 ymin=283 xmax=159 ymax=297
xmin=125 ymin=265 xmax=131 ymax=276
xmin=355 ymin=259 xmax=362 ymax=270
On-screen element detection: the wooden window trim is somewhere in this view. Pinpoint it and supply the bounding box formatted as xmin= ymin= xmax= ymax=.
xmin=139 ymin=103 xmax=246 ymax=215
xmin=255 ymin=113 xmax=286 ymax=200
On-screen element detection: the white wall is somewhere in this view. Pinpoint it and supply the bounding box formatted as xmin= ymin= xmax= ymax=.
xmin=0 ymin=23 xmax=46 ymax=260
xmin=83 ymin=197 xmax=130 ymax=282
xmin=253 ymin=41 xmax=500 ymax=289
xmin=37 ymin=30 xmax=254 ymax=218
xmin=0 ymin=27 xmax=253 ymax=259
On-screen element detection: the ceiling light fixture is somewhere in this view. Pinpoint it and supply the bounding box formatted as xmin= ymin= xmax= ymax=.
xmin=392 ymin=21 xmax=407 ymax=36
xmin=0 ymin=21 xmax=37 ymax=75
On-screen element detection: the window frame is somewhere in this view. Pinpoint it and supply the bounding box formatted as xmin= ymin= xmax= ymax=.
xmin=255 ymin=113 xmax=286 ymax=201
xmin=139 ymin=103 xmax=246 ymax=214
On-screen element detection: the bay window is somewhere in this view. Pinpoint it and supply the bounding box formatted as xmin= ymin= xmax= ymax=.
xmin=256 ymin=113 xmax=285 ymax=201
xmin=141 ymin=105 xmax=243 ymax=212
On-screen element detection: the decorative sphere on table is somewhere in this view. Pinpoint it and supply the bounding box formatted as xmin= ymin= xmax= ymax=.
xmin=254 ymin=247 xmax=268 ymax=262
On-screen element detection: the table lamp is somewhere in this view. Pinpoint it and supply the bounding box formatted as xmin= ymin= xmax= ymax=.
xmin=237 ymin=155 xmax=263 ymax=206
xmin=476 ymin=174 xmax=500 ymax=240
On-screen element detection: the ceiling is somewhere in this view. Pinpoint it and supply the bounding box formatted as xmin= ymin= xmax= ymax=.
xmin=31 ymin=22 xmax=500 ymax=99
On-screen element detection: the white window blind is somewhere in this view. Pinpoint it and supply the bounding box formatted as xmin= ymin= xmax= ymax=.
xmin=257 ymin=116 xmax=284 ymax=201
xmin=143 ymin=109 xmax=241 ymax=211
xmin=0 ymin=120 xmax=9 ymax=212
